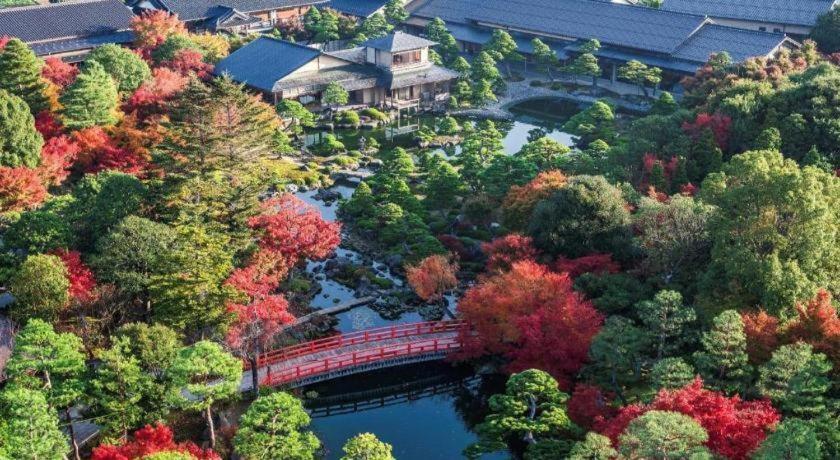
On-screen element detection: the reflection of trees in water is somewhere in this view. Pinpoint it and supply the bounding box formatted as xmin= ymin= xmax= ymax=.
xmin=366 ymin=296 xmax=446 ymax=322
xmin=450 ymin=372 xmax=507 ymax=431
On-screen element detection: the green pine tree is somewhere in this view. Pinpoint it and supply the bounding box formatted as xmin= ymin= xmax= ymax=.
xmin=757 ymin=343 xmax=833 ymax=418
xmin=0 ymin=89 xmax=43 ymax=167
xmin=0 ymin=38 xmax=48 ymax=114
xmin=693 ymin=310 xmax=752 ymax=393
xmin=59 ymin=60 xmax=120 ymax=129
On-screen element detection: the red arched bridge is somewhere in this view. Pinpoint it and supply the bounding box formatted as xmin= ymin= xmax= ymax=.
xmin=240 ymin=320 xmax=468 ymax=391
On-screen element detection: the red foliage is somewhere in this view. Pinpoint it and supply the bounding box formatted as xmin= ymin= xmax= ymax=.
xmin=480 ymin=234 xmax=540 ymax=273
xmin=436 ymin=234 xmax=473 ymax=261
xmin=783 ymin=289 xmax=840 ymax=373
xmin=567 ymin=384 xmax=617 ymax=430
xmin=741 ymin=310 xmax=779 ymax=365
xmin=0 ymin=36 xmax=9 ymax=49
xmin=124 ymin=67 xmax=189 ymax=117
xmin=162 ymin=49 xmax=212 ymax=79
xmin=130 ymin=11 xmax=186 ymax=58
xmin=682 ymin=112 xmax=732 ymax=150
xmin=554 ymin=253 xmax=620 ymax=279
xmin=248 ymin=194 xmax=341 ymax=264
xmin=226 ymin=294 xmax=295 ymax=360
xmin=72 ymin=126 xmax=149 ymax=175
xmin=406 ymin=254 xmax=458 ymax=302
xmin=35 ymin=111 xmax=64 ymax=139
xmin=597 ymin=378 xmax=780 ymax=460
xmin=501 ymin=170 xmax=567 ymax=228
xmin=91 ymin=423 xmax=219 ymax=460
xmin=0 ymin=166 xmax=47 ymax=212
xmin=51 ymin=249 xmax=97 ymax=303
xmin=225 ymin=250 xmax=292 ymax=299
xmin=38 ymin=135 xmax=80 ymax=186
xmin=680 ymin=182 xmax=698 ymax=196
xmin=41 ymin=57 xmax=78 ymax=87
xmin=458 ymin=261 xmax=602 ymax=387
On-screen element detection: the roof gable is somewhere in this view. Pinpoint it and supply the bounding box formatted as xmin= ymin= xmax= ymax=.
xmin=661 ymin=0 xmax=836 ymax=27
xmin=213 ymin=36 xmax=321 ymax=92
xmin=362 ymin=31 xmax=437 ymax=52
xmin=672 ymin=24 xmax=790 ymax=63
xmin=155 ymin=0 xmax=325 ymax=21
xmin=0 ymin=0 xmax=134 ymax=44
xmin=326 ymin=0 xmax=387 ymax=17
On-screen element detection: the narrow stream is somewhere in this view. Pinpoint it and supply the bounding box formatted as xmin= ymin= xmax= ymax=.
xmin=291 ymin=102 xmax=580 ymax=459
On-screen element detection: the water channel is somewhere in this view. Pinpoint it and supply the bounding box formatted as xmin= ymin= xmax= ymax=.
xmin=292 ymin=98 xmax=582 ymax=459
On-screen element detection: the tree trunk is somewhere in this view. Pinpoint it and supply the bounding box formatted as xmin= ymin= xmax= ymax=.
xmin=523 ymin=395 xmax=538 ymax=445
xmin=610 ymin=370 xmax=627 ymax=405
xmin=206 ymin=406 xmax=217 ymax=449
xmin=250 ymin=356 xmax=260 ymax=398
xmin=66 ymin=407 xmax=81 ymax=460
xmin=505 ymin=61 xmax=513 ymax=79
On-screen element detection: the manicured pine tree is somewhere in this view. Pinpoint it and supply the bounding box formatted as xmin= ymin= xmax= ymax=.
xmin=169 ymin=341 xmax=242 ymax=449
xmin=303 ymin=6 xmax=322 ymax=36
xmin=637 ymin=290 xmax=696 ymax=359
xmin=693 ymin=309 xmax=752 ymax=393
xmin=0 ymin=38 xmax=48 ymax=113
xmin=757 ymin=343 xmax=832 ymax=418
xmin=531 ymin=38 xmax=558 ymax=80
xmin=618 ymin=411 xmax=711 ymax=459
xmin=650 ymin=357 xmax=695 ymax=390
xmin=8 ymin=253 xmax=70 ymax=324
xmin=0 ymin=88 xmax=43 ymax=167
xmin=566 ymin=39 xmax=601 ymax=93
xmin=568 ymin=432 xmax=617 ymax=460
xmin=383 ymin=0 xmax=408 ymax=24
xmin=485 ymin=29 xmax=522 ymax=77
xmin=0 ymin=387 xmax=68 ymax=460
xmin=754 ymin=418 xmax=822 ymax=460
xmin=234 ymin=392 xmax=321 ymax=460
xmin=342 ymin=433 xmax=395 ymax=460
xmin=86 ymin=43 xmax=152 ymax=93
xmin=59 ymin=60 xmax=120 ymax=129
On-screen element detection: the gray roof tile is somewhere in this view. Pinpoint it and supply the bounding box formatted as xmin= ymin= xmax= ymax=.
xmin=0 ymin=0 xmax=133 ymax=44
xmin=362 ymin=31 xmax=437 ymax=52
xmin=327 ymin=0 xmax=387 ymax=17
xmin=662 ymin=0 xmax=836 ymax=27
xmin=213 ymin=37 xmax=321 ymax=92
xmin=672 ymin=24 xmax=788 ymax=62
xmin=155 ymin=0 xmax=325 ymax=21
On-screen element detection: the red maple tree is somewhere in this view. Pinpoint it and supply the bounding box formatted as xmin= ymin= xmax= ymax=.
xmin=51 ymin=249 xmax=97 ymax=304
xmin=783 ymin=289 xmax=840 ymax=373
xmin=553 ymin=253 xmax=620 ymax=279
xmin=91 ymin=423 xmax=219 ymax=460
xmin=124 ymin=67 xmax=189 ymax=118
xmin=501 ymin=170 xmax=567 ymax=229
xmin=458 ymin=261 xmax=602 ymax=387
xmin=35 ymin=111 xmax=64 ymax=139
xmin=406 ymin=254 xmax=458 ymax=302
xmin=248 ymin=194 xmax=341 ymax=264
xmin=38 ymin=135 xmax=80 ymax=186
xmin=567 ymin=384 xmax=617 ymax=430
xmin=42 ymin=57 xmax=78 ymax=87
xmin=596 ymin=378 xmax=780 ymax=460
xmin=72 ymin=126 xmax=149 ymax=175
xmin=682 ymin=112 xmax=732 ymax=150
xmin=741 ymin=310 xmax=779 ymax=365
xmin=481 ymin=233 xmax=540 ymax=273
xmin=162 ymin=49 xmax=212 ymax=79
xmin=0 ymin=166 xmax=47 ymax=212
xmin=130 ymin=11 xmax=186 ymax=58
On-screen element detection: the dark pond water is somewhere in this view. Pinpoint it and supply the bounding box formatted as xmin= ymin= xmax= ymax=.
xmin=288 ymin=101 xmax=581 ymax=459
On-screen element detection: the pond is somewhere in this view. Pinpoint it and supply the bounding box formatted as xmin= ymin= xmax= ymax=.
xmin=286 ymin=103 xmax=582 ymax=459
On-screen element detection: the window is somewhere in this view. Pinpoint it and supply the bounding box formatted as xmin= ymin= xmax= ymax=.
xmin=392 ymin=50 xmax=422 ymax=66
xmin=758 ymin=26 xmax=767 ymax=31
xmin=774 ymin=28 xmax=782 ymax=33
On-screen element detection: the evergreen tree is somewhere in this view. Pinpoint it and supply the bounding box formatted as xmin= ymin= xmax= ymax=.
xmin=313 ymin=9 xmax=340 ymax=43
xmin=0 ymin=89 xmax=43 ymax=168
xmin=342 ymin=433 xmax=394 ymax=460
xmin=59 ymin=60 xmax=120 ymax=129
xmin=87 ymin=337 xmax=150 ymax=440
xmin=169 ymin=341 xmax=242 ymax=448
xmin=358 ymin=13 xmax=392 ymax=40
xmin=8 ymin=253 xmax=70 ymax=324
xmin=566 ymin=39 xmax=601 ymax=93
xmin=531 ymin=38 xmax=558 ymax=80
xmin=568 ymin=432 xmax=617 ymax=460
xmin=485 ymin=29 xmax=522 ymax=77
xmin=754 ymin=418 xmax=822 ymax=460
xmin=650 ymin=357 xmax=695 ymax=390
xmin=383 ymin=0 xmax=408 ymax=24
xmin=693 ymin=310 xmax=752 ymax=393
xmin=86 ymin=43 xmax=152 ymax=93
xmin=425 ymin=18 xmax=459 ymax=63
xmin=757 ymin=343 xmax=832 ymax=418
xmin=650 ymin=91 xmax=677 ymax=115
xmin=563 ymin=100 xmax=616 ymax=147
xmin=303 ymin=6 xmax=322 ymax=35
xmin=423 ymin=158 xmax=463 ymax=212
xmin=637 ymin=290 xmax=696 ymax=359
xmin=471 ymin=79 xmax=497 ymax=106
xmin=587 ymin=316 xmax=650 ymax=404
xmin=471 ymin=51 xmax=501 ymax=83
xmin=234 ymin=392 xmax=321 ymax=460
xmin=0 ymin=38 xmax=48 ymax=113
xmin=618 ymin=411 xmax=711 ymax=459
xmin=0 ymin=387 xmax=68 ymax=460
xmin=618 ymin=60 xmax=662 ymax=97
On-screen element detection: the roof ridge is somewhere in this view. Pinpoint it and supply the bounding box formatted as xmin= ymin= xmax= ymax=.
xmin=0 ymin=0 xmax=117 ymax=12
xmin=259 ymin=35 xmax=323 ymax=54
xmin=704 ymin=22 xmax=787 ymax=37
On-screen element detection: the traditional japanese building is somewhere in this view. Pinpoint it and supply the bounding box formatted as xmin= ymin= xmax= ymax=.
xmin=406 ymin=0 xmax=798 ymax=84
xmin=214 ymin=31 xmax=458 ymax=108
xmin=326 ymin=0 xmax=390 ymax=19
xmin=0 ymin=0 xmax=134 ymax=61
xmin=130 ymin=0 xmax=327 ymax=33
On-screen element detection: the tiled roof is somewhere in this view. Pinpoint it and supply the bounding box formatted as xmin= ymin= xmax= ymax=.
xmin=672 ymin=24 xmax=788 ymax=62
xmin=362 ymin=31 xmax=437 ymax=52
xmin=661 ymin=0 xmax=836 ymax=27
xmin=154 ymin=0 xmax=326 ymax=21
xmin=272 ymin=64 xmax=381 ymax=93
xmin=30 ymin=31 xmax=134 ymax=59
xmin=327 ymin=0 xmax=387 ymax=17
xmin=0 ymin=0 xmax=133 ymax=44
xmin=213 ymin=37 xmax=321 ymax=92
xmin=410 ymin=0 xmax=710 ymax=54
xmin=382 ymin=64 xmax=459 ymax=89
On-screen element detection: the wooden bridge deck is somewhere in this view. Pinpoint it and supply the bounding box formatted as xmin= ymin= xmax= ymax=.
xmin=241 ymin=320 xmax=467 ymax=391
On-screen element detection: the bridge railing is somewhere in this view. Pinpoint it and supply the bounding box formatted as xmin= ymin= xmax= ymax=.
xmin=260 ymin=336 xmax=463 ymax=387
xmin=247 ymin=320 xmax=467 ymax=370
